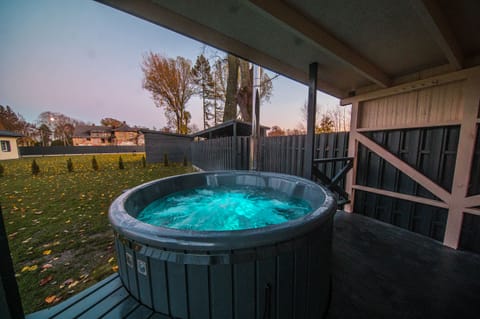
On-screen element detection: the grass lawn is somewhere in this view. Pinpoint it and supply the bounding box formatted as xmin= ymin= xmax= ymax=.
xmin=0 ymin=153 xmax=193 ymax=314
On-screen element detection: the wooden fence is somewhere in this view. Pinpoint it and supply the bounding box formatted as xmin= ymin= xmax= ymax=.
xmin=192 ymin=128 xmax=480 ymax=252
xmin=191 ymin=136 xmax=250 ymax=171
xmin=19 ymin=145 xmax=144 ymax=156
xmin=191 ymin=132 xmax=349 ymax=178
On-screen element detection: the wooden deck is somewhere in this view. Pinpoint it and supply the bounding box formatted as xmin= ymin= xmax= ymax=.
xmin=26 ymin=211 xmax=480 ymax=319
xmin=25 ymin=274 xmax=164 ymax=319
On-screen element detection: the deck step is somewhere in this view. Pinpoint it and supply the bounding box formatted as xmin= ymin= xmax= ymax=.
xmin=26 ymin=274 xmax=163 ymax=319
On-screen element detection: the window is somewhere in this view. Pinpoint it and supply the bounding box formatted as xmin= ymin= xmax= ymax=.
xmin=1 ymin=140 xmax=11 ymax=152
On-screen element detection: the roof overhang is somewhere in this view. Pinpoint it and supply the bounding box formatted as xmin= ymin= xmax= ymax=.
xmin=96 ymin=0 xmax=480 ymax=100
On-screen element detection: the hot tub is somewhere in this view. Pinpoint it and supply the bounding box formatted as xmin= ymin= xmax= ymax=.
xmin=109 ymin=171 xmax=336 ymax=319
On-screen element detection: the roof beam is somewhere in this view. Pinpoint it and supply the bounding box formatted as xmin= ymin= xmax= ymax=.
xmin=250 ymin=0 xmax=391 ymax=88
xmin=410 ymin=0 xmax=463 ymax=70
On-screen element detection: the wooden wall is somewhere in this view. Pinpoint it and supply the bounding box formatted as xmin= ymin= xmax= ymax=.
xmin=358 ymin=81 xmax=464 ymax=130
xmin=343 ymin=66 xmax=480 ymax=250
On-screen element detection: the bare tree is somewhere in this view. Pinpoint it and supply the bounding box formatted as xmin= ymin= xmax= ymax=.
xmin=37 ymin=111 xmax=82 ymax=145
xmin=142 ymin=52 xmax=195 ymax=134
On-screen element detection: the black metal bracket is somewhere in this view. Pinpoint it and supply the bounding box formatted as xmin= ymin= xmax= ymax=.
xmin=312 ymin=157 xmax=353 ymax=207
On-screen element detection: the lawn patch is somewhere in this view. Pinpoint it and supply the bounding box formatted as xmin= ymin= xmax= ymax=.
xmin=0 ymin=153 xmax=193 ymax=313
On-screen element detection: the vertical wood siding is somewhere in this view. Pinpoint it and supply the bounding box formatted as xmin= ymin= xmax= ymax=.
xmin=359 ymin=81 xmax=464 ymax=129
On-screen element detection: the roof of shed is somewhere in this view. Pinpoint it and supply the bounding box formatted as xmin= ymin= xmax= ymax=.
xmin=192 ymin=120 xmax=269 ymax=139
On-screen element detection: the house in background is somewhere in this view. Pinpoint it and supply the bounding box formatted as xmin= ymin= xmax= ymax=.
xmin=72 ymin=125 xmax=144 ymax=146
xmin=113 ymin=125 xmax=145 ymax=146
xmin=72 ymin=125 xmax=113 ymax=146
xmin=0 ymin=130 xmax=22 ymax=160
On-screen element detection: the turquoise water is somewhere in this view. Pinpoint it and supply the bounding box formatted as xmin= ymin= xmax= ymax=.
xmin=137 ymin=186 xmax=312 ymax=231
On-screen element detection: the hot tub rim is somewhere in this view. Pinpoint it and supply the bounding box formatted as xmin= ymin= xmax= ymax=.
xmin=109 ymin=170 xmax=336 ymax=251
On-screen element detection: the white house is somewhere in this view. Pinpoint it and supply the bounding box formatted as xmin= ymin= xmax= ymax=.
xmin=0 ymin=130 xmax=22 ymax=160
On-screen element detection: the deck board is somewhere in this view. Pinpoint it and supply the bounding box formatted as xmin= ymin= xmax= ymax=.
xmin=124 ymin=305 xmax=153 ymax=319
xmin=26 ymin=211 xmax=480 ymax=319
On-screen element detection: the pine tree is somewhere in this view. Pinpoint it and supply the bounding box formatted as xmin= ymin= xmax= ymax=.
xmin=192 ymin=54 xmax=215 ymax=129
xmin=118 ymin=156 xmax=125 ymax=170
xmin=92 ymin=156 xmax=99 ymax=171
xmin=31 ymin=160 xmax=40 ymax=176
xmin=163 ymin=153 xmax=169 ymax=167
xmin=67 ymin=158 xmax=74 ymax=172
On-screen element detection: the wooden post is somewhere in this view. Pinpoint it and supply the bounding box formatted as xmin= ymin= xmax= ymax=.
xmin=233 ymin=121 xmax=237 ymax=169
xmin=444 ymin=74 xmax=480 ymax=248
xmin=250 ymin=65 xmax=261 ymax=171
xmin=0 ymin=206 xmax=25 ymax=319
xmin=344 ymin=101 xmax=359 ymax=212
xmin=304 ymin=62 xmax=318 ymax=179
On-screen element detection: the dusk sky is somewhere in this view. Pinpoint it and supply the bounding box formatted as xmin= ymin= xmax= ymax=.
xmin=0 ymin=0 xmax=340 ymax=130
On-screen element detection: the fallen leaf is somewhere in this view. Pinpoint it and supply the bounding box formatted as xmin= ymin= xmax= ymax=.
xmin=112 ymin=265 xmax=119 ymax=272
xmin=108 ymin=257 xmax=114 ymax=263
xmin=68 ymin=280 xmax=79 ymax=289
xmin=62 ymin=278 xmax=74 ymax=286
xmin=21 ymin=265 xmax=38 ymax=272
xmin=40 ymin=275 xmax=53 ymax=286
xmin=34 ymin=211 xmax=43 ymax=215
xmin=43 ymin=250 xmax=52 ymax=255
xmin=42 ymin=263 xmax=53 ymax=269
xmin=45 ymin=295 xmax=56 ymax=304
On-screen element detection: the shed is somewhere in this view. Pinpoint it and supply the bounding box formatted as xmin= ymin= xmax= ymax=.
xmin=191 ymin=120 xmax=269 ymax=140
xmin=0 ymin=131 xmax=22 ymax=161
xmin=142 ymin=130 xmax=193 ymax=163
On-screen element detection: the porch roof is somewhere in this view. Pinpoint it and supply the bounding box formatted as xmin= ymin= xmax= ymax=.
xmin=96 ymin=0 xmax=480 ymax=100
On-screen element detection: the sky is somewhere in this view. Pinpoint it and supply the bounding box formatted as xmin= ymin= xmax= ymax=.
xmin=0 ymin=0 xmax=340 ymax=131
